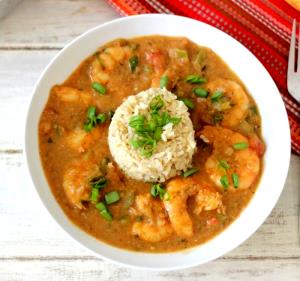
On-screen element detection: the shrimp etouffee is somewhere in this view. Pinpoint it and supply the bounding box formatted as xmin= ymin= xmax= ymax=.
xmin=39 ymin=36 xmax=265 ymax=252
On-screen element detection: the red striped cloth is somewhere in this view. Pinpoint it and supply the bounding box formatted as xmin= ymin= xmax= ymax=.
xmin=105 ymin=0 xmax=300 ymax=155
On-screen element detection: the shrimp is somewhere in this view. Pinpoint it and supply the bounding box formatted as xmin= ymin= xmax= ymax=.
xmin=53 ymin=86 xmax=92 ymax=105
xmin=90 ymin=45 xmax=133 ymax=83
xmin=63 ymin=160 xmax=100 ymax=209
xmin=65 ymin=126 xmax=104 ymax=153
xmin=164 ymin=177 xmax=223 ymax=238
xmin=198 ymin=79 xmax=249 ymax=128
xmin=200 ymin=126 xmax=261 ymax=191
xmin=131 ymin=194 xmax=173 ymax=242
xmin=90 ymin=59 xmax=110 ymax=84
xmin=145 ymin=50 xmax=168 ymax=88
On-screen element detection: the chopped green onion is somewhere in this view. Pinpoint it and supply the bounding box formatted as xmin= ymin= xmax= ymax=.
xmin=183 ymin=167 xmax=199 ymax=177
xmin=96 ymin=113 xmax=106 ymax=124
xmin=150 ymin=95 xmax=164 ymax=112
xmin=96 ymin=202 xmax=113 ymax=221
xmin=160 ymin=75 xmax=169 ymax=88
xmin=170 ymin=117 xmax=181 ymax=125
xmin=153 ymin=127 xmax=162 ymax=141
xmin=232 ymin=173 xmax=239 ymax=188
xmin=92 ymin=82 xmax=106 ymax=95
xmin=185 ymin=75 xmax=207 ymax=84
xmin=129 ymin=55 xmax=138 ymax=72
xmin=213 ymin=113 xmax=223 ymax=124
xmin=174 ymin=48 xmax=188 ymax=59
xmin=219 ymin=160 xmax=230 ymax=170
xmin=140 ymin=144 xmax=155 ymax=158
xmin=105 ymin=191 xmax=120 ymax=205
xmin=95 ymin=202 xmax=106 ymax=212
xmin=87 ymin=106 xmax=96 ymax=120
xmin=130 ymin=138 xmax=145 ymax=149
xmin=129 ymin=115 xmax=145 ymax=130
xmin=233 ymin=142 xmax=249 ymax=150
xmin=220 ymin=175 xmax=229 ymax=190
xmin=84 ymin=106 xmax=107 ymax=132
xmin=90 ymin=177 xmax=107 ymax=189
xmin=194 ymin=50 xmax=206 ymax=66
xmin=150 ymin=183 xmax=167 ymax=200
xmin=129 ymin=97 xmax=180 ymax=157
xmin=90 ymin=188 xmax=99 ymax=203
xmin=194 ymin=87 xmax=208 ymax=98
xmin=83 ymin=122 xmax=93 ymax=132
xmin=181 ymin=98 xmax=194 ymax=109
xmin=211 ymin=91 xmax=223 ymax=102
xmin=100 ymin=209 xmax=113 ymax=221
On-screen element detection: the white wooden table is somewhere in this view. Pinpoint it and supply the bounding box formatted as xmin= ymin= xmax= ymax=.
xmin=0 ymin=1 xmax=299 ymax=280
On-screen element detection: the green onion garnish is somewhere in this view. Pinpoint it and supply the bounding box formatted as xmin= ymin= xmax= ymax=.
xmin=183 ymin=167 xmax=199 ymax=177
xmin=160 ymin=75 xmax=169 ymax=88
xmin=129 ymin=96 xmax=180 ymax=157
xmin=96 ymin=202 xmax=112 ymax=221
xmin=232 ymin=173 xmax=239 ymax=188
xmin=213 ymin=113 xmax=223 ymax=124
xmin=100 ymin=210 xmax=113 ymax=221
xmin=105 ymin=191 xmax=120 ymax=205
xmin=92 ymin=82 xmax=106 ymax=95
xmin=220 ymin=175 xmax=229 ymax=189
xmin=95 ymin=202 xmax=106 ymax=212
xmin=211 ymin=91 xmax=223 ymax=102
xmin=219 ymin=160 xmax=230 ymax=170
xmin=150 ymin=183 xmax=167 ymax=200
xmin=90 ymin=188 xmax=99 ymax=203
xmin=185 ymin=75 xmax=207 ymax=84
xmin=83 ymin=106 xmax=107 ymax=132
xmin=153 ymin=127 xmax=162 ymax=141
xmin=150 ymin=95 xmax=164 ymax=112
xmin=233 ymin=142 xmax=249 ymax=150
xmin=87 ymin=106 xmax=96 ymax=119
xmin=170 ymin=117 xmax=181 ymax=125
xmin=181 ymin=98 xmax=194 ymax=109
xmin=193 ymin=87 xmax=208 ymax=98
xmin=129 ymin=55 xmax=138 ymax=72
xmin=90 ymin=177 xmax=107 ymax=189
xmin=129 ymin=115 xmax=145 ymax=131
xmin=96 ymin=113 xmax=106 ymax=124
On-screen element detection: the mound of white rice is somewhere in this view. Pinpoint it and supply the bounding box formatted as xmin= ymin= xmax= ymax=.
xmin=108 ymin=88 xmax=196 ymax=182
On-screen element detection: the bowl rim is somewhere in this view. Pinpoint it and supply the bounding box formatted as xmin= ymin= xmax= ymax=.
xmin=24 ymin=13 xmax=291 ymax=271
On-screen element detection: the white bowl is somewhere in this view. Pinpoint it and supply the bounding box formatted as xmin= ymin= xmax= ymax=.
xmin=25 ymin=14 xmax=291 ymax=270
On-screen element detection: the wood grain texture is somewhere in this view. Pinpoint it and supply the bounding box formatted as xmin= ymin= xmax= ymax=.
xmin=0 ymin=50 xmax=57 ymax=150
xmin=0 ymin=0 xmax=119 ymax=49
xmin=0 ymin=0 xmax=299 ymax=279
xmin=0 ymin=258 xmax=300 ymax=281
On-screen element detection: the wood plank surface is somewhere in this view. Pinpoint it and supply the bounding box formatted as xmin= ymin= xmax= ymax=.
xmin=0 ymin=0 xmax=119 ymax=49
xmin=0 ymin=258 xmax=300 ymax=281
xmin=0 ymin=0 xmax=299 ymax=279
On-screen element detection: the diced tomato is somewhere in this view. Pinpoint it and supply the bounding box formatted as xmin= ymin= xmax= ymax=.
xmin=206 ymin=217 xmax=218 ymax=226
xmin=249 ymin=134 xmax=265 ymax=157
